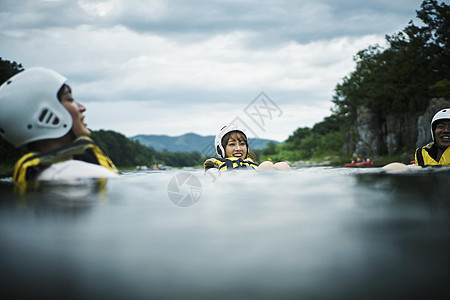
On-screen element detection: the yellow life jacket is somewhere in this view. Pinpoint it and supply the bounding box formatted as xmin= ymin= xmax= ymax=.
xmin=415 ymin=143 xmax=450 ymax=166
xmin=13 ymin=136 xmax=119 ymax=183
xmin=204 ymin=157 xmax=259 ymax=172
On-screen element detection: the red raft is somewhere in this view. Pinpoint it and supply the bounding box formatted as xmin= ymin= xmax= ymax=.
xmin=344 ymin=161 xmax=374 ymax=167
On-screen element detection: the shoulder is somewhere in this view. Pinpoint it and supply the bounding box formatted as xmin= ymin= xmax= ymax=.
xmin=245 ymin=157 xmax=258 ymax=163
xmin=38 ymin=160 xmax=119 ymax=181
xmin=423 ymin=142 xmax=435 ymax=150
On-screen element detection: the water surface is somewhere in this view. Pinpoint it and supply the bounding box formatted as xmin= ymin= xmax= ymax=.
xmin=0 ymin=167 xmax=449 ymax=299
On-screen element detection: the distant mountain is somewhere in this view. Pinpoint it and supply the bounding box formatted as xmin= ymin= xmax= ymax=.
xmin=129 ymin=132 xmax=279 ymax=155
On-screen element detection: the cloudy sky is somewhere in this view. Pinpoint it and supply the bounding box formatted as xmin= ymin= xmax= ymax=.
xmin=0 ymin=0 xmax=424 ymax=142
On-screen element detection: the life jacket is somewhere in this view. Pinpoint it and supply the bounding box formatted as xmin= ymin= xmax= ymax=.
xmin=415 ymin=143 xmax=450 ymax=166
xmin=204 ymin=157 xmax=259 ymax=172
xmin=13 ymin=136 xmax=119 ymax=183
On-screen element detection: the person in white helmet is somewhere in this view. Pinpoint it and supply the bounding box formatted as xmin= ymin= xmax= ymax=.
xmin=0 ymin=67 xmax=119 ymax=183
xmin=415 ymin=108 xmax=450 ymax=166
xmin=382 ymin=108 xmax=450 ymax=171
xmin=204 ymin=124 xmax=290 ymax=172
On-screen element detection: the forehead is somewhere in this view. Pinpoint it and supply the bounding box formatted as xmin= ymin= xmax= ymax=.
xmin=227 ymin=132 xmax=246 ymax=142
xmin=436 ymin=119 xmax=450 ymax=126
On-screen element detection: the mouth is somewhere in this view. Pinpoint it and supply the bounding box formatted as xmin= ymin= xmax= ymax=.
xmin=438 ymin=135 xmax=450 ymax=144
xmin=233 ymin=153 xmax=243 ymax=158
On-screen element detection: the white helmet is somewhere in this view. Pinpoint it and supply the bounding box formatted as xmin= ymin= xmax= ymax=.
xmin=215 ymin=124 xmax=248 ymax=158
xmin=0 ymin=67 xmax=72 ymax=147
xmin=430 ymin=108 xmax=450 ymax=142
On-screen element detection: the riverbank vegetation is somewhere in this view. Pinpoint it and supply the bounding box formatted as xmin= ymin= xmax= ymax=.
xmin=259 ymin=0 xmax=449 ymax=164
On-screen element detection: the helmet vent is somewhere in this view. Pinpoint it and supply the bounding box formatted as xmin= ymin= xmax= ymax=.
xmin=39 ymin=109 xmax=48 ymax=122
xmin=37 ymin=108 xmax=61 ymax=127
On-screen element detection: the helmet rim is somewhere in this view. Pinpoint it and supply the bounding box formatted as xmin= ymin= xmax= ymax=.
xmin=430 ymin=108 xmax=450 ymax=142
xmin=215 ymin=124 xmax=248 ymax=158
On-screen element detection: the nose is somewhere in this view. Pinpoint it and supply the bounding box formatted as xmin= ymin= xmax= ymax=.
xmin=76 ymin=100 xmax=86 ymax=113
xmin=236 ymin=143 xmax=242 ymax=150
xmin=445 ymin=124 xmax=450 ymax=132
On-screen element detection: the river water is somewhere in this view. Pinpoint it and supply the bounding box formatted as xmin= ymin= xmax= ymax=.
xmin=0 ymin=167 xmax=449 ymax=299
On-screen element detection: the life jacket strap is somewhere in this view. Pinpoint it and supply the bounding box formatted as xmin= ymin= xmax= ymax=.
xmin=415 ymin=147 xmax=424 ymax=167
xmin=13 ymin=136 xmax=118 ymax=183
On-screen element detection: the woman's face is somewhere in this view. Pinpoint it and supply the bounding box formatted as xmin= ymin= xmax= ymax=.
xmin=224 ymin=132 xmax=248 ymax=158
xmin=59 ymin=86 xmax=90 ymax=138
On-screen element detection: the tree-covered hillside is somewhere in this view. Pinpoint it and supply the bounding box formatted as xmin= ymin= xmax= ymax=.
xmin=332 ymin=0 xmax=449 ymax=120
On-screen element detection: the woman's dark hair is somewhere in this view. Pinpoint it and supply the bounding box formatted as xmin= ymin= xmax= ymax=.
xmin=57 ymin=84 xmax=71 ymax=101
xmin=222 ymin=130 xmax=248 ymax=148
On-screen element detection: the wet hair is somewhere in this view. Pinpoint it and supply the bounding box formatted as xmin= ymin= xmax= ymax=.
xmin=57 ymin=84 xmax=72 ymax=102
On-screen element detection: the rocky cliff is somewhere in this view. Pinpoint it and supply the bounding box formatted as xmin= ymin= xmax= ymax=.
xmin=344 ymin=98 xmax=450 ymax=158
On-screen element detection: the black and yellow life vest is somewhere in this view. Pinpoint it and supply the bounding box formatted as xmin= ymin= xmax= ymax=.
xmin=415 ymin=143 xmax=450 ymax=166
xmin=204 ymin=157 xmax=259 ymax=172
xmin=13 ymin=136 xmax=118 ymax=183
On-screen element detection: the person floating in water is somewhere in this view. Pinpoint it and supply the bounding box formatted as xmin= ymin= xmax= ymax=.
xmin=0 ymin=67 xmax=119 ymax=184
xmin=204 ymin=124 xmax=290 ymax=172
xmin=383 ymin=108 xmax=450 ymax=170
xmin=415 ymin=108 xmax=450 ymax=166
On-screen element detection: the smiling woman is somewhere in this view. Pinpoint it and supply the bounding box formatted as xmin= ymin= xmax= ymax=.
xmin=0 ymin=67 xmax=119 ymax=184
xmin=203 ymin=123 xmax=290 ymax=172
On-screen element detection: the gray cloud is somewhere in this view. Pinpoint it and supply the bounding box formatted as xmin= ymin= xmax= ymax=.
xmin=1 ymin=0 xmax=422 ymax=40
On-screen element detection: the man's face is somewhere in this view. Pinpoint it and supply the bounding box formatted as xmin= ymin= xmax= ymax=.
xmin=60 ymin=86 xmax=90 ymax=138
xmin=434 ymin=120 xmax=450 ymax=149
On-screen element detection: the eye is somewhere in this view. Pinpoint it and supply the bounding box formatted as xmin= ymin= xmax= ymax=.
xmin=61 ymin=95 xmax=74 ymax=103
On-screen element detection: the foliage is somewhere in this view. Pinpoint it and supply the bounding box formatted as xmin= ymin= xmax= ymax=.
xmin=0 ymin=57 xmax=24 ymax=85
xmin=157 ymin=150 xmax=204 ymax=167
xmin=429 ymin=79 xmax=450 ymax=98
xmin=260 ymin=0 xmax=450 ymax=163
xmin=260 ymin=116 xmax=348 ymax=162
xmin=90 ymin=130 xmax=206 ymax=168
xmin=90 ymin=130 xmax=155 ymax=168
xmin=332 ymin=0 xmax=449 ymax=122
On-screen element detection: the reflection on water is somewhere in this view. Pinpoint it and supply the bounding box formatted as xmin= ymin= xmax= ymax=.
xmin=0 ymin=167 xmax=449 ymax=299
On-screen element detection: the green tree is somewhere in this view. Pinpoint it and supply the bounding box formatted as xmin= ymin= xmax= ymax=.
xmin=0 ymin=58 xmax=24 ymax=85
xmin=333 ymin=0 xmax=449 ymax=121
xmin=262 ymin=141 xmax=278 ymax=155
xmin=90 ymin=130 xmax=160 ymax=168
xmin=284 ymin=127 xmax=311 ymax=150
